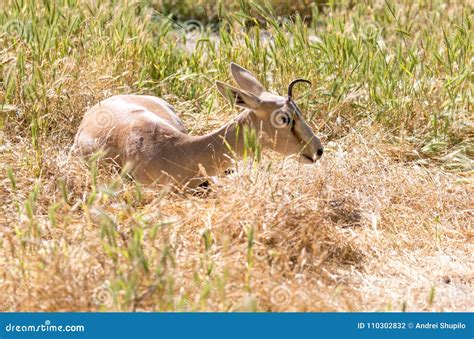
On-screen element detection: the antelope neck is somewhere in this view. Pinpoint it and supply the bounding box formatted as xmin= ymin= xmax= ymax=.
xmin=178 ymin=109 xmax=258 ymax=176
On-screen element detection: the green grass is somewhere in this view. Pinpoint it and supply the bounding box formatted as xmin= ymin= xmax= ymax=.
xmin=2 ymin=0 xmax=472 ymax=167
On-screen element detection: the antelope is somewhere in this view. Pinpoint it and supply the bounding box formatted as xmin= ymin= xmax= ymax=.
xmin=74 ymin=63 xmax=324 ymax=188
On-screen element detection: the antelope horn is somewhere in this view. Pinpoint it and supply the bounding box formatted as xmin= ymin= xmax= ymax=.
xmin=288 ymin=79 xmax=311 ymax=98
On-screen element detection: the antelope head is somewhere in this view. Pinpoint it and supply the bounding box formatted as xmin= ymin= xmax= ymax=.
xmin=216 ymin=63 xmax=324 ymax=163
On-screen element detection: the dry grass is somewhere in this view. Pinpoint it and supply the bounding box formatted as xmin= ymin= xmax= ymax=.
xmin=0 ymin=0 xmax=472 ymax=312
xmin=1 ymin=122 xmax=472 ymax=311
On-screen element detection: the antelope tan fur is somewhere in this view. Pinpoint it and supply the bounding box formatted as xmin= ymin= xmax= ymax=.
xmin=74 ymin=63 xmax=324 ymax=187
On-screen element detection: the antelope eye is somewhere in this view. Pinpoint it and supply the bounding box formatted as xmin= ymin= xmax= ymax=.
xmin=270 ymin=110 xmax=293 ymax=128
xmin=279 ymin=114 xmax=291 ymax=125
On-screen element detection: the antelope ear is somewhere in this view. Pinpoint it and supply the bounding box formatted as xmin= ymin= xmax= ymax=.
xmin=230 ymin=62 xmax=266 ymax=96
xmin=216 ymin=81 xmax=262 ymax=110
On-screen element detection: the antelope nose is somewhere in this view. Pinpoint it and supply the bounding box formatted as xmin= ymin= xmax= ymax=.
xmin=317 ymin=148 xmax=324 ymax=157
